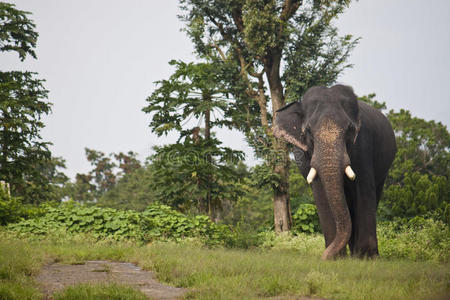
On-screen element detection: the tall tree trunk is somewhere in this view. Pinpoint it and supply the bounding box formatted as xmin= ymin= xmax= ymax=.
xmin=266 ymin=50 xmax=292 ymax=232
xmin=273 ymin=139 xmax=292 ymax=232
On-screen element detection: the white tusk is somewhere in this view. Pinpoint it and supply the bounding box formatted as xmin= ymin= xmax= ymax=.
xmin=345 ymin=165 xmax=356 ymax=181
xmin=306 ymin=168 xmax=317 ymax=184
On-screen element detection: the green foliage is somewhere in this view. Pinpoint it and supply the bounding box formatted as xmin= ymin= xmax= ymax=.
xmin=143 ymin=60 xmax=234 ymax=138
xmin=251 ymin=163 xmax=281 ymax=188
xmin=292 ymin=203 xmax=320 ymax=233
xmin=84 ymin=148 xmax=117 ymax=195
xmin=388 ymin=108 xmax=449 ymax=178
xmin=0 ymin=2 xmax=38 ymax=60
xmin=139 ymin=204 xmax=231 ymax=245
xmin=0 ymin=71 xmax=53 ymax=203
xmin=289 ymin=162 xmax=314 ymax=210
xmin=242 ymin=0 xmax=281 ymax=57
xmin=283 ymin=2 xmax=358 ymax=100
xmin=97 ymin=166 xmax=155 ymax=211
xmin=68 ymin=149 xmax=142 ymax=203
xmin=143 ymin=59 xmax=246 ymax=216
xmin=0 ymin=184 xmax=50 ymax=225
xmin=0 ymin=3 xmax=66 ymax=205
xmin=7 ymin=203 xmax=232 ymax=245
xmin=383 ymin=109 xmax=449 ymax=222
xmin=378 ymin=217 xmax=450 ymax=262
xmin=220 ymin=176 xmax=274 ymax=231
xmin=149 ymin=138 xmax=244 ymax=215
xmin=382 ymin=172 xmax=449 ymax=222
xmin=0 ymin=188 xmax=23 ymax=225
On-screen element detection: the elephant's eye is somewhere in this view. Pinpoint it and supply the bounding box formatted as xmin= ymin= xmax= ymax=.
xmin=347 ymin=123 xmax=355 ymax=136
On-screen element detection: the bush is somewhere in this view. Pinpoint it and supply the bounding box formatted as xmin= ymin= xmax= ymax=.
xmin=0 ymin=187 xmax=53 ymax=226
xmin=292 ymin=203 xmax=320 ymax=234
xmin=378 ymin=217 xmax=450 ymax=262
xmin=0 ymin=189 xmax=23 ymax=225
xmin=6 ymin=202 xmax=233 ymax=245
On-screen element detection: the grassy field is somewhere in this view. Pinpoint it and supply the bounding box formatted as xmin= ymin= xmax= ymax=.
xmin=0 ymin=232 xmax=448 ymax=300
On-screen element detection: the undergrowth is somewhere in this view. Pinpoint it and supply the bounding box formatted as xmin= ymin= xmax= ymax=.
xmin=6 ymin=202 xmax=232 ymax=246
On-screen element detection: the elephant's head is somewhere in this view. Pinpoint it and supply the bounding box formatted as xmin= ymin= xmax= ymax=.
xmin=273 ymin=85 xmax=360 ymax=260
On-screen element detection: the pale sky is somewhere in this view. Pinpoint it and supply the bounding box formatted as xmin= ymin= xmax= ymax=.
xmin=1 ymin=1 xmax=449 ymax=178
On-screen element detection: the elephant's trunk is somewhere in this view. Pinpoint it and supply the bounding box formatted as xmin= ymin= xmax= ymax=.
xmin=312 ymin=138 xmax=352 ymax=260
xmin=319 ymin=160 xmax=352 ymax=260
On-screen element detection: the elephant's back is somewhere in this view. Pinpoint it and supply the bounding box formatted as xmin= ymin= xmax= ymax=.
xmin=357 ymin=101 xmax=397 ymax=181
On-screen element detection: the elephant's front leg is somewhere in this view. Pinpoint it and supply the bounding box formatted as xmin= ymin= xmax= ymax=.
xmin=311 ymin=180 xmax=348 ymax=256
xmin=351 ymin=175 xmax=378 ymax=258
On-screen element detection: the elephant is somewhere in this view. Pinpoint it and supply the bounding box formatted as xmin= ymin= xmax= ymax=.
xmin=273 ymin=84 xmax=396 ymax=259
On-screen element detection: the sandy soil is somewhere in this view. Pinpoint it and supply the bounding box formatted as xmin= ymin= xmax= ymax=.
xmin=36 ymin=260 xmax=186 ymax=299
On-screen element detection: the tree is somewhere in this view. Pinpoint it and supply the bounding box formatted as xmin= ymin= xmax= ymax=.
xmin=23 ymin=156 xmax=69 ymax=204
xmin=97 ymin=165 xmax=155 ymax=211
xmin=384 ymin=108 xmax=449 ymax=221
xmin=67 ymin=173 xmax=96 ymax=203
xmin=143 ymin=60 xmax=245 ymax=217
xmin=114 ymin=151 xmax=141 ymax=176
xmin=69 ymin=148 xmax=142 ymax=202
xmin=179 ymin=0 xmax=357 ymax=231
xmin=84 ymin=148 xmax=117 ymax=196
xmin=0 ymin=3 xmax=56 ymax=204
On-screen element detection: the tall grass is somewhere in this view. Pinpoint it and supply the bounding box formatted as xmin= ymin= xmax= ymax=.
xmin=0 ymin=239 xmax=42 ymax=300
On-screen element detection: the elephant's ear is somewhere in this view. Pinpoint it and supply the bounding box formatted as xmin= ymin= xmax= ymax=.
xmin=273 ymin=102 xmax=308 ymax=151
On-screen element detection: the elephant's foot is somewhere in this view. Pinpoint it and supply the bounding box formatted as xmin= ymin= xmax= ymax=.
xmin=350 ymin=236 xmax=379 ymax=258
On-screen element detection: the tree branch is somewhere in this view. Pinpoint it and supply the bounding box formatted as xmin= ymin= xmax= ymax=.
xmin=211 ymin=41 xmax=227 ymax=61
xmin=280 ymin=0 xmax=303 ymax=22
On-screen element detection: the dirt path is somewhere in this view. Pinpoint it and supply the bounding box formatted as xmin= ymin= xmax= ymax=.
xmin=36 ymin=260 xmax=186 ymax=299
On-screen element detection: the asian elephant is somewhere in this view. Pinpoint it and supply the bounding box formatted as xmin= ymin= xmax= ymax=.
xmin=273 ymin=85 xmax=396 ymax=259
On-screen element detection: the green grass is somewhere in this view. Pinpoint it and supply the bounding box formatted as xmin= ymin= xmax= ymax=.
xmin=0 ymin=239 xmax=42 ymax=300
xmin=140 ymin=243 xmax=449 ymax=299
xmin=0 ymin=232 xmax=448 ymax=300
xmin=52 ymin=283 xmax=147 ymax=300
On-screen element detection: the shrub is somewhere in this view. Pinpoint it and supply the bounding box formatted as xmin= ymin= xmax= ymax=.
xmin=0 ymin=187 xmax=53 ymax=226
xmin=6 ymin=202 xmax=233 ymax=245
xmin=378 ymin=217 xmax=450 ymax=262
xmin=0 ymin=189 xmax=23 ymax=225
xmin=292 ymin=203 xmax=320 ymax=234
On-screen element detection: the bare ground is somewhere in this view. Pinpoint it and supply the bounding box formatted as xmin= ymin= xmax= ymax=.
xmin=36 ymin=260 xmax=186 ymax=299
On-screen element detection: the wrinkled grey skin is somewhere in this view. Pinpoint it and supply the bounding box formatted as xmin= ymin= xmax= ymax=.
xmin=274 ymin=85 xmax=396 ymax=259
